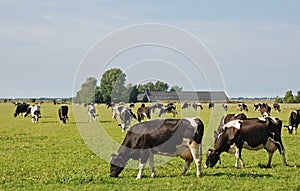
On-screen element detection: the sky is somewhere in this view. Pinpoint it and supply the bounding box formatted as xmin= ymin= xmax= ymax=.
xmin=1 ymin=0 xmax=300 ymax=98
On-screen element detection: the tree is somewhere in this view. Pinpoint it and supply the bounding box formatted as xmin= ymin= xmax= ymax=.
xmin=274 ymin=96 xmax=283 ymax=103
xmin=154 ymin=81 xmax=169 ymax=91
xmin=94 ymin=86 xmax=103 ymax=103
xmin=295 ymin=91 xmax=300 ymax=103
xmin=74 ymin=77 xmax=97 ymax=104
xmin=283 ymin=90 xmax=294 ymax=103
xmin=126 ymin=83 xmax=139 ymax=103
xmin=100 ymin=68 xmax=126 ymax=103
xmin=170 ymin=85 xmax=182 ymax=92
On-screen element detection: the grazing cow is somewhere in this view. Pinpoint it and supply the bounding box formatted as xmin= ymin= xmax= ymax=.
xmin=237 ymin=103 xmax=248 ymax=112
xmin=208 ymin=102 xmax=215 ymax=109
xmin=110 ymin=118 xmax=204 ymax=179
xmin=273 ymin=103 xmax=281 ymax=112
xmin=205 ymin=117 xmax=287 ymax=168
xmin=260 ymin=105 xmax=272 ymax=117
xmin=137 ymin=104 xmax=151 ymax=122
xmin=150 ymin=103 xmax=163 ymax=113
xmin=129 ymin=103 xmax=135 ymax=108
xmin=118 ymin=107 xmax=137 ymax=132
xmin=182 ymin=102 xmax=190 ymax=110
xmin=24 ymin=105 xmax=41 ymax=123
xmin=14 ymin=103 xmax=30 ymax=117
xmin=285 ymin=110 xmax=300 ymax=134
xmin=88 ymin=104 xmax=98 ymax=122
xmin=214 ymin=113 xmax=248 ymax=143
xmin=192 ymin=103 xmax=203 ymax=111
xmin=58 ymin=105 xmax=69 ymax=124
xmin=106 ymin=102 xmax=115 ymax=109
xmin=158 ymin=103 xmax=177 ymax=117
xmin=222 ymin=103 xmax=228 ymax=111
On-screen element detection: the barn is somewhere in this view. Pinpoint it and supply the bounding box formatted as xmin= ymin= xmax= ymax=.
xmin=137 ymin=91 xmax=229 ymax=102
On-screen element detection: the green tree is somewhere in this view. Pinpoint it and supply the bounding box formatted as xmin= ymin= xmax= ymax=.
xmin=274 ymin=96 xmax=283 ymax=103
xmin=126 ymin=83 xmax=139 ymax=103
xmin=295 ymin=91 xmax=300 ymax=103
xmin=94 ymin=86 xmax=103 ymax=103
xmin=170 ymin=85 xmax=182 ymax=92
xmin=74 ymin=77 xmax=97 ymax=103
xmin=100 ymin=68 xmax=126 ymax=103
xmin=154 ymin=81 xmax=169 ymax=91
xmin=283 ymin=90 xmax=294 ymax=103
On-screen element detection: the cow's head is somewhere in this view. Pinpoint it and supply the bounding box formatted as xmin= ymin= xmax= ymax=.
xmin=205 ymin=148 xmax=220 ymax=168
xmin=110 ymin=153 xmax=125 ymax=178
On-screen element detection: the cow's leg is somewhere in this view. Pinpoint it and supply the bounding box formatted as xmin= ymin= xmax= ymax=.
xmin=136 ymin=151 xmax=150 ymax=179
xmin=235 ymin=148 xmax=245 ymax=168
xmin=181 ymin=159 xmax=192 ymax=176
xmin=266 ymin=151 xmax=274 ymax=168
xmin=187 ymin=141 xmax=201 ymax=177
xmin=148 ymin=152 xmax=156 ymax=178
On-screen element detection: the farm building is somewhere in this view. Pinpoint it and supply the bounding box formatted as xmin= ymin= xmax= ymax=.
xmin=137 ymin=91 xmax=229 ymax=102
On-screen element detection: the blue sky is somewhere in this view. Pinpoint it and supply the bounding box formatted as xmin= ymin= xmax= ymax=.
xmin=1 ymin=0 xmax=299 ymax=98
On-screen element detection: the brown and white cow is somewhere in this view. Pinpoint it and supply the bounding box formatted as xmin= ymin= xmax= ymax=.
xmin=110 ymin=118 xmax=204 ymax=179
xmin=137 ymin=104 xmax=151 ymax=122
xmin=285 ymin=110 xmax=300 ymax=134
xmin=206 ymin=117 xmax=287 ymax=168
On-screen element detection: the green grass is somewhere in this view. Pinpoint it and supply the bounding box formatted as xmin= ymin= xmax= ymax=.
xmin=1 ymin=102 xmax=300 ymax=190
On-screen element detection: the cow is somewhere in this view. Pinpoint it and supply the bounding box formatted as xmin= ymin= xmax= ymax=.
xmin=88 ymin=103 xmax=98 ymax=122
xmin=237 ymin=103 xmax=248 ymax=112
xmin=260 ymin=105 xmax=272 ymax=117
xmin=112 ymin=106 xmax=123 ymax=121
xmin=205 ymin=117 xmax=288 ymax=169
xmin=24 ymin=105 xmax=41 ymax=123
xmin=129 ymin=103 xmax=135 ymax=108
xmin=118 ymin=107 xmax=137 ymax=132
xmin=181 ymin=102 xmax=190 ymax=110
xmin=110 ymin=118 xmax=204 ymax=179
xmin=58 ymin=105 xmax=69 ymax=124
xmin=285 ymin=110 xmax=300 ymax=134
xmin=158 ymin=103 xmax=177 ymax=118
xmin=137 ymin=104 xmax=151 ymax=122
xmin=273 ymin=103 xmax=281 ymax=112
xmin=13 ymin=103 xmax=29 ymax=117
xmin=208 ymin=102 xmax=215 ymax=109
xmin=222 ymin=103 xmax=228 ymax=111
xmin=192 ymin=103 xmax=203 ymax=111
xmin=150 ymin=103 xmax=163 ymax=113
xmin=214 ymin=113 xmax=248 ymax=143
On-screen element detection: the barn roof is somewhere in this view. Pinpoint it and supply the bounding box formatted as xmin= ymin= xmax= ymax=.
xmin=137 ymin=91 xmax=229 ymax=102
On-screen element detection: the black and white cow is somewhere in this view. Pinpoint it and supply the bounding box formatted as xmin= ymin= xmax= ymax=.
xmin=214 ymin=113 xmax=247 ymax=143
xmin=237 ymin=103 xmax=248 ymax=112
xmin=116 ymin=107 xmax=137 ymax=132
xmin=222 ymin=103 xmax=228 ymax=111
xmin=110 ymin=118 xmax=204 ymax=179
xmin=88 ymin=104 xmax=98 ymax=122
xmin=208 ymin=102 xmax=215 ymax=109
xmin=285 ymin=110 xmax=300 ymax=134
xmin=192 ymin=103 xmax=203 ymax=111
xmin=24 ymin=105 xmax=41 ymax=123
xmin=14 ymin=103 xmax=30 ymax=117
xmin=260 ymin=105 xmax=272 ymax=117
xmin=205 ymin=117 xmax=287 ymax=168
xmin=58 ymin=105 xmax=69 ymax=124
xmin=137 ymin=104 xmax=151 ymax=122
xmin=181 ymin=102 xmax=190 ymax=110
xmin=273 ymin=103 xmax=281 ymax=112
xmin=150 ymin=103 xmax=163 ymax=113
xmin=158 ymin=103 xmax=177 ymax=118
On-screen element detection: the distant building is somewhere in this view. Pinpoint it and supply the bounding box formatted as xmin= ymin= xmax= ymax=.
xmin=137 ymin=91 xmax=229 ymax=102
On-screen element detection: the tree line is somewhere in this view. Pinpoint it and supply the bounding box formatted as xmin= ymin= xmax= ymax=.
xmin=275 ymin=90 xmax=300 ymax=103
xmin=73 ymin=68 xmax=182 ymax=104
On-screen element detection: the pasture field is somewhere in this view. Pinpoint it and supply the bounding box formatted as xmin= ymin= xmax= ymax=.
xmin=1 ymin=102 xmax=300 ymax=191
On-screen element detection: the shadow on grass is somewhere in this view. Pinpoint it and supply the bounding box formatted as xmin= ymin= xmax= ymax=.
xmin=204 ymin=172 xmax=273 ymax=178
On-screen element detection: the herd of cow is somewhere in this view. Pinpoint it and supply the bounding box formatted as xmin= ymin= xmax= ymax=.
xmin=109 ymin=102 xmax=300 ymax=179
xmin=12 ymin=101 xmax=300 ymax=179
